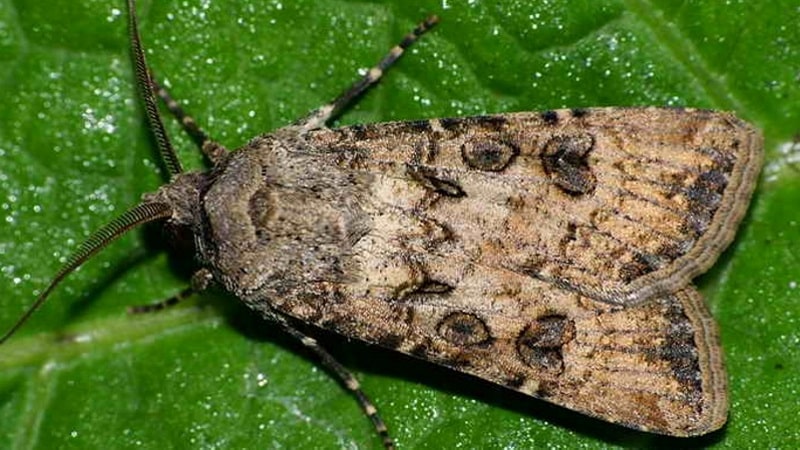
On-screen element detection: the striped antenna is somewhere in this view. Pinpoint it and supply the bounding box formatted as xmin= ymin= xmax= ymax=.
xmin=0 ymin=202 xmax=173 ymax=344
xmin=127 ymin=0 xmax=183 ymax=176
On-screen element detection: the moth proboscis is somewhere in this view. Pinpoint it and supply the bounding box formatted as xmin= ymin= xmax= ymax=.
xmin=1 ymin=0 xmax=762 ymax=447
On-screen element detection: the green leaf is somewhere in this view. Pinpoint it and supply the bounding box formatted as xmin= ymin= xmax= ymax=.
xmin=1 ymin=0 xmax=799 ymax=448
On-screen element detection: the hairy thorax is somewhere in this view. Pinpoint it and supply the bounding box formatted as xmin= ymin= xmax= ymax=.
xmin=147 ymin=130 xmax=371 ymax=310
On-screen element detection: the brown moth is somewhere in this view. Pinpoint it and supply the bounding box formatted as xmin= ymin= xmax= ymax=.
xmin=0 ymin=0 xmax=762 ymax=447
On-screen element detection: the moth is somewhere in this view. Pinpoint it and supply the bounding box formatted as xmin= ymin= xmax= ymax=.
xmin=1 ymin=0 xmax=762 ymax=447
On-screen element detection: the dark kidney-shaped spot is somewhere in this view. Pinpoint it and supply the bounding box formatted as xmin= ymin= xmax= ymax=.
xmin=541 ymin=133 xmax=597 ymax=196
xmin=516 ymin=314 xmax=575 ymax=374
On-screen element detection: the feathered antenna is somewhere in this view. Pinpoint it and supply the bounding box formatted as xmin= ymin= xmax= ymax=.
xmin=0 ymin=0 xmax=192 ymax=344
xmin=0 ymin=202 xmax=173 ymax=344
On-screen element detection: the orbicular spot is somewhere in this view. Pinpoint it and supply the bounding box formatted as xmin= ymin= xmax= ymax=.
xmin=437 ymin=312 xmax=491 ymax=346
xmin=506 ymin=194 xmax=525 ymax=210
xmin=541 ymin=133 xmax=597 ymax=196
xmin=461 ymin=139 xmax=518 ymax=172
xmin=516 ymin=315 xmax=575 ymax=374
xmin=419 ymin=217 xmax=455 ymax=247
xmin=519 ymin=255 xmax=547 ymax=280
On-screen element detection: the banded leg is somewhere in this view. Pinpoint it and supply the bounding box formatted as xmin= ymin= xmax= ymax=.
xmin=275 ymin=316 xmax=394 ymax=449
xmin=128 ymin=269 xmax=213 ymax=314
xmin=128 ymin=286 xmax=193 ymax=314
xmin=149 ymin=72 xmax=228 ymax=165
xmin=298 ymin=15 xmax=439 ymax=131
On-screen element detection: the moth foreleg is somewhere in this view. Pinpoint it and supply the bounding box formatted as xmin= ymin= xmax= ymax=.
xmin=149 ymin=71 xmax=228 ymax=165
xmin=297 ymin=15 xmax=439 ymax=131
xmin=276 ymin=318 xmax=395 ymax=449
xmin=128 ymin=268 xmax=213 ymax=314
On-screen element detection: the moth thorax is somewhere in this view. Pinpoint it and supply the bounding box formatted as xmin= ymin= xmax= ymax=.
xmin=199 ymin=144 xmax=365 ymax=296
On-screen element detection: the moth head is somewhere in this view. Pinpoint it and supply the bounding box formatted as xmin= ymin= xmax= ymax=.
xmin=146 ymin=171 xmax=214 ymax=258
xmin=143 ymin=171 xmax=209 ymax=231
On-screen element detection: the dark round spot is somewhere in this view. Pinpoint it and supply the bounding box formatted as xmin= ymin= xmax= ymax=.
xmin=461 ymin=140 xmax=518 ymax=172
xmin=541 ymin=110 xmax=559 ymax=125
xmin=516 ymin=315 xmax=575 ymax=373
xmin=437 ymin=312 xmax=491 ymax=346
xmin=541 ymin=133 xmax=597 ymax=195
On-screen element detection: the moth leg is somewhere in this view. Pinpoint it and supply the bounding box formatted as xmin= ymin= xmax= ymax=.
xmin=128 ymin=286 xmax=191 ymax=314
xmin=128 ymin=268 xmax=213 ymax=314
xmin=297 ymin=15 xmax=439 ymax=131
xmin=276 ymin=319 xmax=395 ymax=449
xmin=149 ymin=72 xmax=228 ymax=165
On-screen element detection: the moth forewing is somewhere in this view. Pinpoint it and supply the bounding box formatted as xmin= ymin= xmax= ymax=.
xmin=302 ymin=108 xmax=762 ymax=307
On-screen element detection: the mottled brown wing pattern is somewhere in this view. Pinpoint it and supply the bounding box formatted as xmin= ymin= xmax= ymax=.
xmin=271 ymin=262 xmax=726 ymax=436
xmin=307 ymin=107 xmax=761 ymax=306
xmin=246 ymin=107 xmax=741 ymax=435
